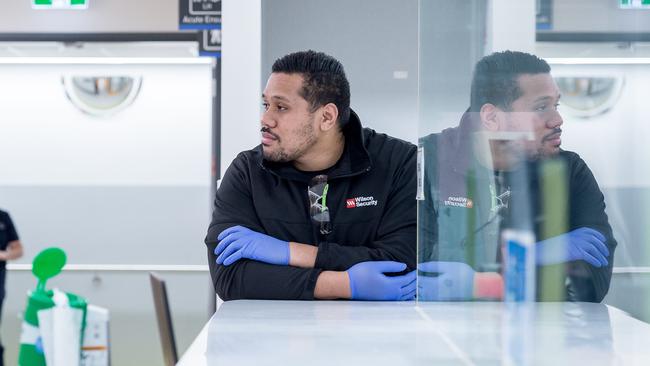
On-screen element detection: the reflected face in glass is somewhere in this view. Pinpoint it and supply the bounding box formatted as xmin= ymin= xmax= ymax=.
xmin=261 ymin=72 xmax=317 ymax=163
xmin=502 ymin=73 xmax=563 ymax=159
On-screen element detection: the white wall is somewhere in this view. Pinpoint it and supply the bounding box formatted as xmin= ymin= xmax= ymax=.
xmin=262 ymin=0 xmax=418 ymax=144
xmin=0 ymin=57 xmax=214 ymax=365
xmin=0 ymin=0 xmax=179 ymax=32
xmin=486 ymin=0 xmax=535 ymax=53
xmin=0 ymin=63 xmax=211 ymax=186
xmin=0 ymin=59 xmax=213 ymax=265
xmin=220 ymin=0 xmax=261 ymax=174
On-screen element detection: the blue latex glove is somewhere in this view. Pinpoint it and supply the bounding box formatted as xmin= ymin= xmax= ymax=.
xmin=417 ymin=261 xmax=475 ymax=301
xmin=536 ymin=227 xmax=609 ymax=267
xmin=347 ymin=261 xmax=416 ymax=301
xmin=215 ymin=225 xmax=289 ymax=266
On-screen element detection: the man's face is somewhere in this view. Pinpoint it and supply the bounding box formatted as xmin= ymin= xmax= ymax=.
xmin=500 ymin=73 xmax=563 ymax=159
xmin=261 ymin=73 xmax=318 ymax=163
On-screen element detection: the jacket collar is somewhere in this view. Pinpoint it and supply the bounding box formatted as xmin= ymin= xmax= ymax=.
xmin=438 ymin=109 xmax=482 ymax=176
xmin=256 ymin=109 xmax=372 ymax=182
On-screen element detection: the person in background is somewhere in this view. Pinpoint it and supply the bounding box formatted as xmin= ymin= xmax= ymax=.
xmin=418 ymin=51 xmax=616 ymax=302
xmin=205 ymin=50 xmax=416 ymax=301
xmin=0 ymin=208 xmax=24 ymax=365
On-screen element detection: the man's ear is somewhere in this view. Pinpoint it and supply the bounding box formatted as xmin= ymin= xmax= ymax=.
xmin=319 ymin=103 xmax=340 ymax=132
xmin=479 ymin=103 xmax=500 ymax=131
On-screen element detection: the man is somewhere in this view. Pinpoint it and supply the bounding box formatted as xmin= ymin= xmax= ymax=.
xmin=205 ymin=50 xmax=416 ymax=301
xmin=418 ymin=51 xmax=616 ymax=302
xmin=0 ymin=208 xmax=24 ymax=365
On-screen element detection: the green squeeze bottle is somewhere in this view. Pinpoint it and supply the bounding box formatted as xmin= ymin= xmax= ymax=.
xmin=18 ymin=248 xmax=87 ymax=366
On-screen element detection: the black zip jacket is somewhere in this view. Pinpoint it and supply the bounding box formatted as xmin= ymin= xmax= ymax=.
xmin=205 ymin=111 xmax=417 ymax=300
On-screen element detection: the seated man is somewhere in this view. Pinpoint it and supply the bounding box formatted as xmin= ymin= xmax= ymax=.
xmin=206 ymin=50 xmax=416 ymax=301
xmin=418 ymin=51 xmax=616 ymax=302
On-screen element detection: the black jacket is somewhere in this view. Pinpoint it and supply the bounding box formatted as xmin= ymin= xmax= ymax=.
xmin=206 ymin=111 xmax=417 ymax=300
xmin=418 ymin=111 xmax=617 ymax=302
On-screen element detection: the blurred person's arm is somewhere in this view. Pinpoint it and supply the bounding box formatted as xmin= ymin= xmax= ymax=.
xmin=0 ymin=240 xmax=23 ymax=261
xmin=1 ymin=211 xmax=23 ymax=261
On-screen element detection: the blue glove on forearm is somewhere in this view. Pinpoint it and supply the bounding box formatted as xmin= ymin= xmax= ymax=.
xmin=347 ymin=261 xmax=416 ymax=301
xmin=215 ymin=225 xmax=289 ymax=266
xmin=536 ymin=227 xmax=609 ymax=267
xmin=417 ymin=261 xmax=475 ymax=301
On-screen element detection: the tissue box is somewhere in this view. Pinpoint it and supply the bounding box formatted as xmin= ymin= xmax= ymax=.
xmin=81 ymin=305 xmax=110 ymax=366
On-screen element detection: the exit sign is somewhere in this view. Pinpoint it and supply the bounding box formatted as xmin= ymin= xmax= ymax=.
xmin=620 ymin=0 xmax=650 ymax=9
xmin=32 ymin=0 xmax=88 ymax=9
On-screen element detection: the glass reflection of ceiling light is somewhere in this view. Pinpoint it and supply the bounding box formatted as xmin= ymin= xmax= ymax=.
xmin=554 ymin=76 xmax=624 ymax=118
xmin=62 ymin=76 xmax=142 ymax=117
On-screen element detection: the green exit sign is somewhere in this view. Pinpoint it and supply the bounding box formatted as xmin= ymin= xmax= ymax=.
xmin=620 ymin=0 xmax=650 ymax=9
xmin=32 ymin=0 xmax=88 ymax=10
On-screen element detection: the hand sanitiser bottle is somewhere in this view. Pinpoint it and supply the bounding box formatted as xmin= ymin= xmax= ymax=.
xmin=18 ymin=248 xmax=87 ymax=366
xmin=502 ymin=229 xmax=536 ymax=302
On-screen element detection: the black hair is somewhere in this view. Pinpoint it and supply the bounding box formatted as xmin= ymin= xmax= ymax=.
xmin=272 ymin=50 xmax=351 ymax=127
xmin=470 ymin=51 xmax=551 ymax=112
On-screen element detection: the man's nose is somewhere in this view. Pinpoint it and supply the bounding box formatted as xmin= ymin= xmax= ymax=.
xmin=548 ymin=110 xmax=563 ymax=129
xmin=261 ymin=111 xmax=277 ymax=128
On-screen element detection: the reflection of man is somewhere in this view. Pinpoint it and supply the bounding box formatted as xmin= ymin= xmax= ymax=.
xmin=418 ymin=51 xmax=616 ymax=302
xmin=205 ymin=51 xmax=416 ymax=301
xmin=0 ymin=208 xmax=24 ymax=364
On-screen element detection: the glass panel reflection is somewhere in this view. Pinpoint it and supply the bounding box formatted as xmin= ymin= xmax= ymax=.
xmin=417 ymin=51 xmax=617 ymax=303
xmin=555 ymin=76 xmax=624 ymax=117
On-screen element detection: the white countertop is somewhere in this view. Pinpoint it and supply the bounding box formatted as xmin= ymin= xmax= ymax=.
xmin=177 ymin=300 xmax=650 ymax=365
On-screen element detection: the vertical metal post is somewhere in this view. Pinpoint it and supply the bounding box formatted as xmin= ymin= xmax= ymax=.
xmin=207 ymin=56 xmax=221 ymax=317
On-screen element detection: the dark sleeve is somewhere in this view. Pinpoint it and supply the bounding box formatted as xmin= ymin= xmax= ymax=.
xmin=3 ymin=213 xmax=19 ymax=242
xmin=205 ymin=154 xmax=322 ymax=301
xmin=313 ymin=146 xmax=417 ymax=271
xmin=566 ymin=155 xmax=617 ymax=302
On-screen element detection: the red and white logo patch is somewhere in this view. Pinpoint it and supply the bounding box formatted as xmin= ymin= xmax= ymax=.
xmin=346 ymin=196 xmax=378 ymax=209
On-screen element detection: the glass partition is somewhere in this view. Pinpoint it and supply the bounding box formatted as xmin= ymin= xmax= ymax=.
xmin=417 ymin=1 xmax=650 ymax=363
xmin=417 ymin=0 xmax=649 ymax=319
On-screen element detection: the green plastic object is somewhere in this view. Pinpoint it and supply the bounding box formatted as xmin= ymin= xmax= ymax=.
xmin=18 ymin=247 xmax=87 ymax=366
xmin=32 ymin=247 xmax=66 ymax=293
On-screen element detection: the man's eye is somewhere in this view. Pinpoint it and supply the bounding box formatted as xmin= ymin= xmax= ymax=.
xmin=535 ymin=105 xmax=547 ymax=111
xmin=554 ymin=103 xmax=560 ymax=110
xmin=262 ymin=103 xmax=270 ymax=110
xmin=277 ymin=105 xmax=288 ymax=111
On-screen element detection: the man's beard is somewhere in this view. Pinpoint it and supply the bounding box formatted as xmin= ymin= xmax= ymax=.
xmin=263 ymin=117 xmax=317 ymax=163
xmin=533 ymin=127 xmax=563 ymax=160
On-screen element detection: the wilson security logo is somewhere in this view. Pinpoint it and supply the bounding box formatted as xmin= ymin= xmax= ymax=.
xmin=444 ymin=196 xmax=473 ymax=209
xmin=346 ymin=196 xmax=378 ymax=209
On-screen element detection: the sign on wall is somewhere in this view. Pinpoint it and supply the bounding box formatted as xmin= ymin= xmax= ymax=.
xmin=620 ymin=0 xmax=650 ymax=9
xmin=198 ymin=28 xmax=221 ymax=57
xmin=536 ymin=0 xmax=552 ymax=30
xmin=32 ymin=0 xmax=88 ymax=9
xmin=179 ymin=0 xmax=222 ymax=30
xmin=179 ymin=0 xmax=221 ymax=58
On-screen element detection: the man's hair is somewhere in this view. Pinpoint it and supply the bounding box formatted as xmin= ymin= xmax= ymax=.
xmin=470 ymin=51 xmax=551 ymax=112
xmin=272 ymin=50 xmax=351 ymax=127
